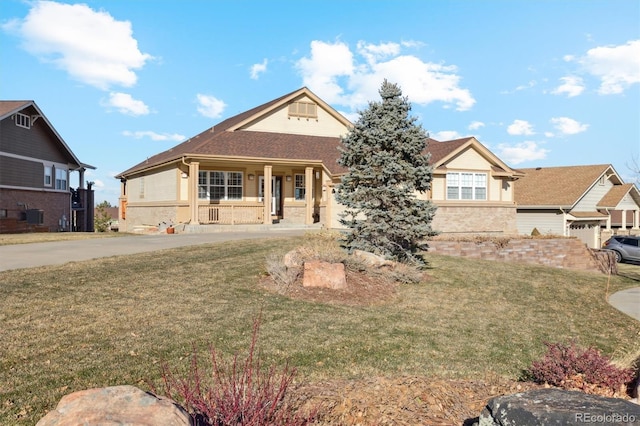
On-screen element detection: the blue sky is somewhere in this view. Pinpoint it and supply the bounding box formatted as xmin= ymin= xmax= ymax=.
xmin=1 ymin=0 xmax=639 ymax=206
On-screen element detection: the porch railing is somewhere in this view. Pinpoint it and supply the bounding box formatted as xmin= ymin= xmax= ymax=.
xmin=198 ymin=204 xmax=264 ymax=225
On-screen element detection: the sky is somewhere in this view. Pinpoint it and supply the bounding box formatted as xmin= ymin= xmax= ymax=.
xmin=1 ymin=0 xmax=639 ymax=206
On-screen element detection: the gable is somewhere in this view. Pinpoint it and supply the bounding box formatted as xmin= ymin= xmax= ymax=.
xmin=442 ymin=146 xmax=494 ymax=171
xmin=240 ymin=94 xmax=350 ymax=138
xmin=0 ymin=100 xmax=88 ymax=169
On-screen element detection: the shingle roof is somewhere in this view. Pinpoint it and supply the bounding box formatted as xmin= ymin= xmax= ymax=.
xmin=0 ymin=100 xmax=32 ymax=119
xmin=597 ymin=183 xmax=635 ymax=208
xmin=117 ymin=88 xmax=349 ymax=177
xmin=426 ymin=137 xmax=472 ymax=165
xmin=515 ymin=164 xmax=611 ymax=207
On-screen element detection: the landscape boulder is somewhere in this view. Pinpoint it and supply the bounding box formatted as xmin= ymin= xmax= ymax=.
xmin=303 ymin=260 xmax=347 ymax=289
xmin=353 ymin=249 xmax=395 ymax=269
xmin=37 ymin=385 xmax=191 ymax=426
xmin=478 ymin=388 xmax=640 ymax=425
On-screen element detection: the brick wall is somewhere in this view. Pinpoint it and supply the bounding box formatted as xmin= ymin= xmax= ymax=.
xmin=427 ymin=238 xmax=615 ymax=274
xmin=0 ymin=188 xmax=70 ymax=232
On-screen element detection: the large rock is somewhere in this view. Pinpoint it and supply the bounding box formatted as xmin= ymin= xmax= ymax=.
xmin=303 ymin=260 xmax=347 ymax=289
xmin=37 ymin=385 xmax=191 ymax=426
xmin=353 ymin=250 xmax=394 ymax=268
xmin=478 ymin=388 xmax=640 ymax=425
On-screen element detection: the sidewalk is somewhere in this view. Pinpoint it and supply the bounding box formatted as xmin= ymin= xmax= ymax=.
xmin=609 ymin=287 xmax=640 ymax=322
xmin=0 ymin=229 xmax=308 ymax=272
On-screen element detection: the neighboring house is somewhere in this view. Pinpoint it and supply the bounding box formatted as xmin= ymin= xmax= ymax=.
xmin=0 ymin=100 xmax=95 ymax=233
xmin=116 ymin=88 xmax=522 ymax=235
xmin=515 ymin=164 xmax=640 ymax=248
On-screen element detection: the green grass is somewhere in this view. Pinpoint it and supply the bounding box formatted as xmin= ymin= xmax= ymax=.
xmin=1 ymin=235 xmax=638 ymax=424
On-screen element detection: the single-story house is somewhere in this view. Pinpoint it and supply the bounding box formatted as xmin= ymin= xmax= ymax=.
xmin=0 ymin=100 xmax=95 ymax=233
xmin=116 ymin=88 xmax=523 ymax=235
xmin=515 ymin=164 xmax=640 ymax=248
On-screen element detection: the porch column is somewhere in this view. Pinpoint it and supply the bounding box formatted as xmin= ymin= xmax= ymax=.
xmin=305 ymin=167 xmax=313 ymax=225
xmin=189 ymin=162 xmax=200 ymax=224
xmin=621 ymin=209 xmax=627 ymax=230
xmin=634 ymin=209 xmax=639 ymax=230
xmin=263 ymin=165 xmax=272 ymax=225
xmin=605 ymin=210 xmax=612 ymax=230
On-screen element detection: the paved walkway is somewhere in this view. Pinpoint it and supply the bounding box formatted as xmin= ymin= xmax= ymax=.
xmin=0 ymin=229 xmax=308 ymax=272
xmin=609 ymin=287 xmax=640 ymax=322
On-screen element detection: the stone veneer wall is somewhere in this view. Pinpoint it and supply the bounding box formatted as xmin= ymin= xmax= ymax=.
xmin=432 ymin=205 xmax=518 ymax=234
xmin=427 ymin=238 xmax=613 ymax=274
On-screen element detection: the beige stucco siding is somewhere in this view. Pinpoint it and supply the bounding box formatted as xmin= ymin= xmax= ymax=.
xmin=516 ymin=210 xmax=565 ymax=235
xmin=242 ymin=96 xmax=349 ymax=138
xmin=128 ymin=167 xmax=178 ymax=202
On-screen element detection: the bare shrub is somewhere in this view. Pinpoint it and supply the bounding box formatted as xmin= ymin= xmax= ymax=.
xmin=154 ymin=317 xmax=317 ymax=425
xmin=265 ymin=253 xmax=302 ymax=294
xmin=526 ymin=340 xmax=635 ymax=397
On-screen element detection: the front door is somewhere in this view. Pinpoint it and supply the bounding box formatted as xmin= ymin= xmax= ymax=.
xmin=259 ymin=176 xmax=282 ymax=216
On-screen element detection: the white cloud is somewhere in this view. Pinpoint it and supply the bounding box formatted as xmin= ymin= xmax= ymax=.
xmin=497 ymin=141 xmax=549 ymax=165
xmin=572 ymin=40 xmax=640 ymax=94
xmin=296 ymin=40 xmax=355 ymax=105
xmin=551 ymin=76 xmax=585 ymax=97
xmin=296 ymin=40 xmax=475 ymax=111
xmin=3 ymin=1 xmax=152 ymax=90
xmin=105 ymin=92 xmax=149 ymax=116
xmin=122 ymin=130 xmax=185 ymax=141
xmin=507 ymin=119 xmax=535 ymax=136
xmin=468 ymin=121 xmax=485 ymax=130
xmin=250 ymin=59 xmax=268 ymax=79
xmin=430 ymin=130 xmax=462 ymax=141
xmin=550 ymin=117 xmax=589 ymax=135
xmin=196 ymin=94 xmax=226 ymax=119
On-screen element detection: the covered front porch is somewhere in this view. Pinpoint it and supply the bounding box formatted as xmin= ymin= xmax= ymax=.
xmin=183 ymin=161 xmax=329 ymax=227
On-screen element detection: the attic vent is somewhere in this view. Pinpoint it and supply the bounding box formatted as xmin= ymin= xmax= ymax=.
xmin=15 ymin=113 xmax=31 ymax=129
xmin=288 ymin=101 xmax=317 ymax=119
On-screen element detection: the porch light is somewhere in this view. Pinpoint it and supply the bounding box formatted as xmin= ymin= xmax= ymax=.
xmin=286 ymin=175 xmax=292 ymax=182
xmin=248 ymin=174 xmax=255 ymax=180
xmin=315 ymin=171 xmax=320 ymax=179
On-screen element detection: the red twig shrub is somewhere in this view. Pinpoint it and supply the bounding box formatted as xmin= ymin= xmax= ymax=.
xmin=527 ymin=340 xmax=635 ymax=397
xmin=155 ymin=316 xmax=317 ymax=425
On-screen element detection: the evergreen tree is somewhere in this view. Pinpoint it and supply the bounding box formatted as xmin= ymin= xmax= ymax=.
xmin=94 ymin=200 xmax=113 ymax=232
xmin=335 ymin=80 xmax=438 ymax=265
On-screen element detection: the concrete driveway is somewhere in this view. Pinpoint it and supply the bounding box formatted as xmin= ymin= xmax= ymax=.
xmin=0 ymin=229 xmax=308 ymax=272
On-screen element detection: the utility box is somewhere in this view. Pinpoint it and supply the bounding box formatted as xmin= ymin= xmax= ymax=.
xmin=26 ymin=209 xmax=44 ymax=225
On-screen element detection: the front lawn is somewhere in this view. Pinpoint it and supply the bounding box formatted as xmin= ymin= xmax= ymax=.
xmin=0 ymin=234 xmax=638 ymax=424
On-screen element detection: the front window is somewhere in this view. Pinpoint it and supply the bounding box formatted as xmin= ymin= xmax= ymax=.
xmin=44 ymin=165 xmax=52 ymax=187
xmin=294 ymin=174 xmax=305 ymax=200
xmin=198 ymin=171 xmax=243 ymax=200
xmin=447 ymin=172 xmax=487 ymax=200
xmin=55 ymin=168 xmax=67 ymax=190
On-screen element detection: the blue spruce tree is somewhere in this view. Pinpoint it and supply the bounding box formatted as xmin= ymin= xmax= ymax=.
xmin=335 ymin=80 xmax=438 ymax=265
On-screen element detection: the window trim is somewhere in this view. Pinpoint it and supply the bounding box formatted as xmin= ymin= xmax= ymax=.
xmin=55 ymin=167 xmax=68 ymax=190
xmin=198 ymin=170 xmax=244 ymax=201
xmin=15 ymin=113 xmax=31 ymax=129
xmin=44 ymin=165 xmax=52 ymax=187
xmin=294 ymin=173 xmax=306 ymax=201
xmin=446 ymin=172 xmax=487 ymax=200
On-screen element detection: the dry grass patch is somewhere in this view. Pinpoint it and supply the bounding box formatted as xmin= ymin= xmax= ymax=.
xmin=0 ymin=231 xmax=127 ymax=246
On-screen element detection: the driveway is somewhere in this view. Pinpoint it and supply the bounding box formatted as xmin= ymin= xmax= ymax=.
xmin=0 ymin=230 xmax=308 ymax=272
